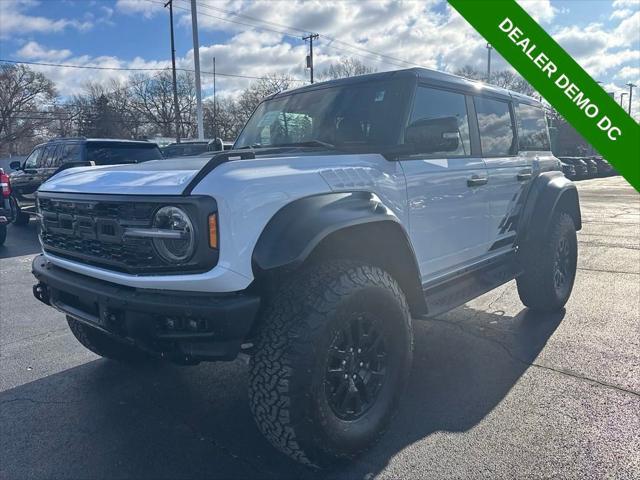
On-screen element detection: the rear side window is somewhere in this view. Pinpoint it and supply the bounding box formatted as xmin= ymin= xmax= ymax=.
xmin=60 ymin=144 xmax=82 ymax=164
xmin=516 ymin=103 xmax=550 ymax=151
xmin=86 ymin=144 xmax=163 ymax=165
xmin=408 ymin=86 xmax=471 ymax=156
xmin=474 ymin=97 xmax=516 ymax=156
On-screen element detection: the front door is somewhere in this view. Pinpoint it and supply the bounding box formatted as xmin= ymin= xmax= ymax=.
xmin=401 ymin=86 xmax=491 ymax=282
xmin=10 ymin=146 xmax=43 ymax=202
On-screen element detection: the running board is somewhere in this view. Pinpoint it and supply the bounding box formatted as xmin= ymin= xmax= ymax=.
xmin=422 ymin=252 xmax=521 ymax=318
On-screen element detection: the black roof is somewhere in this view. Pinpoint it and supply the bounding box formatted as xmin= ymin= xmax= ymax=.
xmin=271 ymin=67 xmax=541 ymax=106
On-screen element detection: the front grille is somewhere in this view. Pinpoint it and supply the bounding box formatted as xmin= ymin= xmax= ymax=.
xmin=39 ymin=195 xmax=165 ymax=273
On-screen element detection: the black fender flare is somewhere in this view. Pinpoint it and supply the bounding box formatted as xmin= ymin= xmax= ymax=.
xmin=519 ymin=171 xmax=582 ymax=247
xmin=251 ymin=191 xmax=425 ymax=313
xmin=252 ymin=191 xmax=409 ymax=270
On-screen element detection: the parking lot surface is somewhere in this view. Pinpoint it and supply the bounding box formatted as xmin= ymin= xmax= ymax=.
xmin=1 ymin=176 xmax=638 ymax=479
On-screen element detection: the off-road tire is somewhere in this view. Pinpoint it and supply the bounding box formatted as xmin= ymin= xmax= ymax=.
xmin=249 ymin=261 xmax=413 ymax=467
xmin=517 ymin=212 xmax=577 ymax=312
xmin=67 ymin=316 xmax=152 ymax=362
xmin=0 ymin=224 xmax=6 ymax=246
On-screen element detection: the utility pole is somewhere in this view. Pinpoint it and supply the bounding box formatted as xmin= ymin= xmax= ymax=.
xmin=212 ymin=56 xmax=216 ymax=139
xmin=620 ymin=92 xmax=627 ymax=108
xmin=165 ymin=0 xmax=181 ymax=143
xmin=626 ymin=82 xmax=636 ymax=116
xmin=303 ymin=33 xmax=319 ymax=84
xmin=486 ymin=43 xmax=493 ymax=83
xmin=190 ymin=0 xmax=204 ymax=140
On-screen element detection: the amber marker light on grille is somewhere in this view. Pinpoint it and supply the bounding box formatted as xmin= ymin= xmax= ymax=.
xmin=208 ymin=213 xmax=218 ymax=249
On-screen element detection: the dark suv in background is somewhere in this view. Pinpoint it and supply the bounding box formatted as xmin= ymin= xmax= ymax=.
xmin=9 ymin=138 xmax=163 ymax=225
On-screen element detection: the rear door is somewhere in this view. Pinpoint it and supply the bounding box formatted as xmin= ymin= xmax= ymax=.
xmin=474 ymin=96 xmax=531 ymax=251
xmin=401 ymin=85 xmax=491 ymax=280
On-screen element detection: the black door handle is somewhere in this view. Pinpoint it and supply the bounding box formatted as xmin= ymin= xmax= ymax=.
xmin=467 ymin=176 xmax=488 ymax=187
xmin=517 ymin=172 xmax=532 ymax=181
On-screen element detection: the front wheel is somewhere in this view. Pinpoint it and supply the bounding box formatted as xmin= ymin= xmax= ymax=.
xmin=517 ymin=212 xmax=577 ymax=312
xmin=249 ymin=261 xmax=413 ymax=467
xmin=10 ymin=197 xmax=29 ymax=226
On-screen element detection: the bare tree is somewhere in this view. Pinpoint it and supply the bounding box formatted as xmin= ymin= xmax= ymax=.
xmin=454 ymin=65 xmax=535 ymax=96
xmin=0 ymin=63 xmax=57 ymax=155
xmin=319 ymin=57 xmax=376 ymax=80
xmin=235 ymin=73 xmax=296 ymax=126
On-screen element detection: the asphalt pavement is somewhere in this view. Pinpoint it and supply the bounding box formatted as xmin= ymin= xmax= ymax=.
xmin=1 ymin=176 xmax=638 ymax=479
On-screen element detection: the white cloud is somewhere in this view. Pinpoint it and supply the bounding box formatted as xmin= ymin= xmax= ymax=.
xmin=115 ymin=0 xmax=161 ymax=19
xmin=0 ymin=0 xmax=93 ymax=37
xmin=516 ymin=0 xmax=556 ymax=23
xmin=612 ymin=0 xmax=640 ymax=8
xmin=610 ymin=8 xmax=633 ymax=20
xmin=16 ymin=41 xmax=72 ymax=61
xmin=616 ymin=65 xmax=640 ymax=79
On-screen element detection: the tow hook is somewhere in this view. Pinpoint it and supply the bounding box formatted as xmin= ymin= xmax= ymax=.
xmin=33 ymin=283 xmax=50 ymax=305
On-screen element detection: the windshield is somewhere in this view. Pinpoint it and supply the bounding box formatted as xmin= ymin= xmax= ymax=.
xmin=86 ymin=143 xmax=163 ymax=165
xmin=234 ymin=78 xmax=412 ymax=151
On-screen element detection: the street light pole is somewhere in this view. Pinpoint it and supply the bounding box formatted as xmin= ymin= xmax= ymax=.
xmin=164 ymin=0 xmax=181 ymax=143
xmin=190 ymin=0 xmax=204 ymax=140
xmin=486 ymin=43 xmax=493 ymax=83
xmin=620 ymin=92 xmax=627 ymax=108
xmin=626 ymin=82 xmax=636 ymax=116
xmin=212 ymin=56 xmax=216 ymax=139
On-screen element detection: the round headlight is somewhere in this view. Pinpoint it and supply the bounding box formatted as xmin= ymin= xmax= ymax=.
xmin=152 ymin=206 xmax=195 ymax=263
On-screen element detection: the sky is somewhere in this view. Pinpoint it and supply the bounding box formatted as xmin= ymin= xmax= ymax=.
xmin=0 ymin=0 xmax=639 ymax=117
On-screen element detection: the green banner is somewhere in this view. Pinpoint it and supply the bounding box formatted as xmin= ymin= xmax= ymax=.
xmin=449 ymin=0 xmax=640 ymax=191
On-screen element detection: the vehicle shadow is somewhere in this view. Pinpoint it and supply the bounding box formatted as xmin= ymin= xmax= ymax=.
xmin=0 ymin=220 xmax=41 ymax=259
xmin=0 ymin=306 xmax=563 ymax=480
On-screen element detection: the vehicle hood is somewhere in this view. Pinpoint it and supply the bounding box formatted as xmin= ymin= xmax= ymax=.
xmin=38 ymin=157 xmax=210 ymax=195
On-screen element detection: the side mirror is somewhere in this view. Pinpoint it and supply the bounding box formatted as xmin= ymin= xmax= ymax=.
xmin=208 ymin=138 xmax=224 ymax=152
xmin=9 ymin=161 xmax=21 ymax=170
xmin=405 ymin=116 xmax=461 ymax=154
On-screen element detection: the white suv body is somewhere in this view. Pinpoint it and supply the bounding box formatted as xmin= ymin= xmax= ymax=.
xmin=32 ymin=68 xmax=580 ymax=466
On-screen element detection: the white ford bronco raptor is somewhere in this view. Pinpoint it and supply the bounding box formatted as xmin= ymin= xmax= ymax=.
xmin=32 ymin=68 xmax=580 ymax=466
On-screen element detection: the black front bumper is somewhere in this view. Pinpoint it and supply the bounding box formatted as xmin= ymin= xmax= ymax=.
xmin=32 ymin=255 xmax=261 ymax=362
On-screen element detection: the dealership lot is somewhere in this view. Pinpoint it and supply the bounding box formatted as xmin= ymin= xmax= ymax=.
xmin=1 ymin=176 xmax=638 ymax=479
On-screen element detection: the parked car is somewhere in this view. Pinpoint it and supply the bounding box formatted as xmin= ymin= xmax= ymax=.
xmin=592 ymin=156 xmax=613 ymax=176
xmin=0 ymin=168 xmax=11 ymax=246
xmin=161 ymin=139 xmax=233 ymax=157
xmin=559 ymin=157 xmax=589 ymax=179
xmin=31 ymin=68 xmax=580 ymax=467
xmin=9 ymin=138 xmax=163 ymax=225
xmin=561 ymin=161 xmax=576 ymax=179
xmin=582 ymin=157 xmax=599 ymax=177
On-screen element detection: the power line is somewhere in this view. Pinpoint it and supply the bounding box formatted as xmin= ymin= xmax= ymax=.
xmin=0 ymin=59 xmax=307 ymax=82
xmin=188 ymin=0 xmax=424 ymax=69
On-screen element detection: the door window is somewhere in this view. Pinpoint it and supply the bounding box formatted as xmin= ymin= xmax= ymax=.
xmin=408 ymin=87 xmax=471 ymax=156
xmin=59 ymin=143 xmax=82 ymax=164
xmin=23 ymin=147 xmax=43 ymax=169
xmin=474 ymin=97 xmax=516 ymax=156
xmin=516 ymin=103 xmax=550 ymax=151
xmin=40 ymin=146 xmax=57 ymax=168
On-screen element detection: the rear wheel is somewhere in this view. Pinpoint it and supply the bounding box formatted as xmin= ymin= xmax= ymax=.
xmin=249 ymin=261 xmax=413 ymax=466
xmin=517 ymin=212 xmax=577 ymax=312
xmin=67 ymin=316 xmax=152 ymax=363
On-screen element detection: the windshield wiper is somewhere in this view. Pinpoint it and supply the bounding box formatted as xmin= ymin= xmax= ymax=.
xmin=271 ymin=139 xmax=336 ymax=150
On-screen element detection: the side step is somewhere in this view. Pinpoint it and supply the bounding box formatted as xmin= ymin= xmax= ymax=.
xmin=422 ymin=252 xmax=521 ymax=318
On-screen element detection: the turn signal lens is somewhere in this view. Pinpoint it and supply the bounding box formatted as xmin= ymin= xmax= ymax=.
xmin=208 ymin=213 xmax=218 ymax=249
